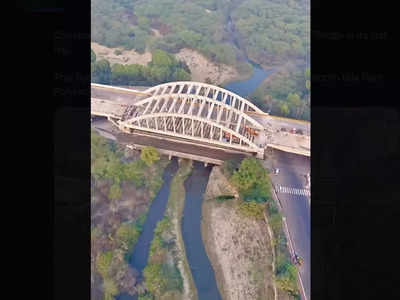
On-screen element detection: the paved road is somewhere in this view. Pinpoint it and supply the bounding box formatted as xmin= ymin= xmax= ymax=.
xmin=268 ymin=150 xmax=310 ymax=300
xmin=91 ymin=86 xmax=148 ymax=105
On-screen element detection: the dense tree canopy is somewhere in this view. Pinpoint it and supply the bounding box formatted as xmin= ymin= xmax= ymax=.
xmin=250 ymin=63 xmax=310 ymax=120
xmin=231 ymin=157 xmax=272 ymax=203
xmin=91 ymin=0 xmax=309 ymax=69
xmin=91 ymin=0 xmax=310 ymax=120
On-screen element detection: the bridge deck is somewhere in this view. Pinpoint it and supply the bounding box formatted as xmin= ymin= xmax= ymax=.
xmin=115 ymin=131 xmax=247 ymax=162
xmin=91 ymin=98 xmax=128 ymax=119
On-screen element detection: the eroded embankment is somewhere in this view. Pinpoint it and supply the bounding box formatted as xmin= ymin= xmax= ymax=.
xmin=201 ymin=166 xmax=277 ymax=300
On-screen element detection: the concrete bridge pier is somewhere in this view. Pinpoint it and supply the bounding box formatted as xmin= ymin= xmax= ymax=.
xmin=204 ymin=162 xmax=208 ymax=167
xmin=169 ymin=154 xmax=172 ymax=160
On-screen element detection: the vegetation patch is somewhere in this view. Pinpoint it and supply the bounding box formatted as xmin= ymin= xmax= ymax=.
xmin=142 ymin=217 xmax=184 ymax=299
xmin=250 ymin=64 xmax=310 ymax=120
xmin=141 ymin=159 xmax=196 ymax=300
xmin=215 ymin=194 xmax=235 ymax=202
xmin=91 ymin=130 xmax=170 ymax=299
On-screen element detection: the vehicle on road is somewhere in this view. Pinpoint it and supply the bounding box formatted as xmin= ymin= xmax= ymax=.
xmin=293 ymin=253 xmax=304 ymax=266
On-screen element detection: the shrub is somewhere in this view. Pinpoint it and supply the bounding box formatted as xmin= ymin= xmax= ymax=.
xmin=108 ymin=183 xmax=122 ymax=200
xmin=141 ymin=146 xmax=160 ymax=167
xmin=96 ymin=251 xmax=113 ymax=278
xmin=237 ymin=201 xmax=265 ymax=219
xmin=116 ymin=222 xmax=141 ymax=251
xmin=143 ymin=263 xmax=168 ymax=296
xmin=103 ymin=277 xmax=119 ymax=300
xmin=215 ymin=195 xmax=235 ymax=202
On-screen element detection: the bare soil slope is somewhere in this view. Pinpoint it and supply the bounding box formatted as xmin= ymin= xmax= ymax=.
xmin=202 ymin=166 xmax=277 ymax=300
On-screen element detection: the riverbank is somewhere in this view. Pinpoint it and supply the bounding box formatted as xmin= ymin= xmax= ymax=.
xmin=141 ymin=158 xmax=197 ymax=300
xmin=165 ymin=159 xmax=198 ymax=300
xmin=201 ymin=166 xmax=276 ymax=300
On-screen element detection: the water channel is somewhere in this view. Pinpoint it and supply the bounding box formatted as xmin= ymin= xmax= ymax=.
xmin=224 ymin=62 xmax=275 ymax=98
xmin=182 ymin=162 xmax=221 ymax=299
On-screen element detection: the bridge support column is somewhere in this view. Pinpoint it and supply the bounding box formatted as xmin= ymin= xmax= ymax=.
xmin=169 ymin=154 xmax=172 ymax=160
xmin=204 ymin=162 xmax=208 ymax=167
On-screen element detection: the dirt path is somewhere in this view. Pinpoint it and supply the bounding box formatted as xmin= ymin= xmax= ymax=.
xmin=201 ymin=166 xmax=276 ymax=300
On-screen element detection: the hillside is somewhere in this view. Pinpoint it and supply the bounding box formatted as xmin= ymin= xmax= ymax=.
xmin=91 ymin=0 xmax=310 ymax=118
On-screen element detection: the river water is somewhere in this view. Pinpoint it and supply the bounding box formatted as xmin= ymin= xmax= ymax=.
xmin=182 ymin=162 xmax=221 ymax=299
xmin=224 ymin=62 xmax=275 ymax=98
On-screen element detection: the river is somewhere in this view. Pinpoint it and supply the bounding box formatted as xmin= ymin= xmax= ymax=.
xmin=224 ymin=62 xmax=275 ymax=98
xmin=182 ymin=162 xmax=221 ymax=299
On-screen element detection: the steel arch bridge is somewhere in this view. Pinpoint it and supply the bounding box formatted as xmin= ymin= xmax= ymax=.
xmin=116 ymin=81 xmax=265 ymax=158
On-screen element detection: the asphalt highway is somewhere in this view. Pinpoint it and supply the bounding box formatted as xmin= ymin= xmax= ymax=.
xmin=269 ymin=150 xmax=311 ymax=300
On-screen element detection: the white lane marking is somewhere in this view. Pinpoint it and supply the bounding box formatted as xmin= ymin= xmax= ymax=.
xmin=278 ymin=186 xmax=310 ymax=197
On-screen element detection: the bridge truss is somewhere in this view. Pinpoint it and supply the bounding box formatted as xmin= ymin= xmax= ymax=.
xmin=117 ymin=81 xmax=265 ymax=158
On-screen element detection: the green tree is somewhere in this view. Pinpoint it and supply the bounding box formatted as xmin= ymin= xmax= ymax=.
xmin=279 ymin=103 xmax=289 ymax=116
xmin=108 ymin=183 xmax=122 ymax=200
xmin=231 ymin=158 xmax=260 ymax=191
xmin=172 ymin=68 xmax=191 ymax=81
xmin=138 ymin=294 xmax=154 ymax=300
xmin=91 ymin=49 xmax=96 ymax=64
xmin=96 ymin=251 xmax=113 ymax=278
xmin=143 ymin=263 xmax=168 ymax=296
xmin=141 ymin=146 xmax=160 ymax=167
xmin=103 ymin=277 xmax=119 ymax=300
xmin=306 ymin=79 xmax=310 ymax=91
xmin=150 ymin=49 xmax=176 ymax=68
xmin=287 ymin=93 xmax=301 ymax=118
xmin=116 ymin=222 xmax=141 ymax=253
xmin=231 ymin=158 xmax=267 ymax=192
xmin=305 ymin=67 xmax=310 ymax=79
xmin=92 ymin=59 xmax=111 ymax=84
xmin=124 ymin=160 xmax=146 ymax=186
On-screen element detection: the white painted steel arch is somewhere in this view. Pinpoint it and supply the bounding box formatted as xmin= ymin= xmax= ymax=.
xmin=120 ymin=112 xmax=260 ymax=152
xmin=143 ymin=81 xmax=264 ymax=114
xmin=118 ymin=82 xmax=266 ymax=155
xmin=132 ymin=93 xmax=264 ymax=131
